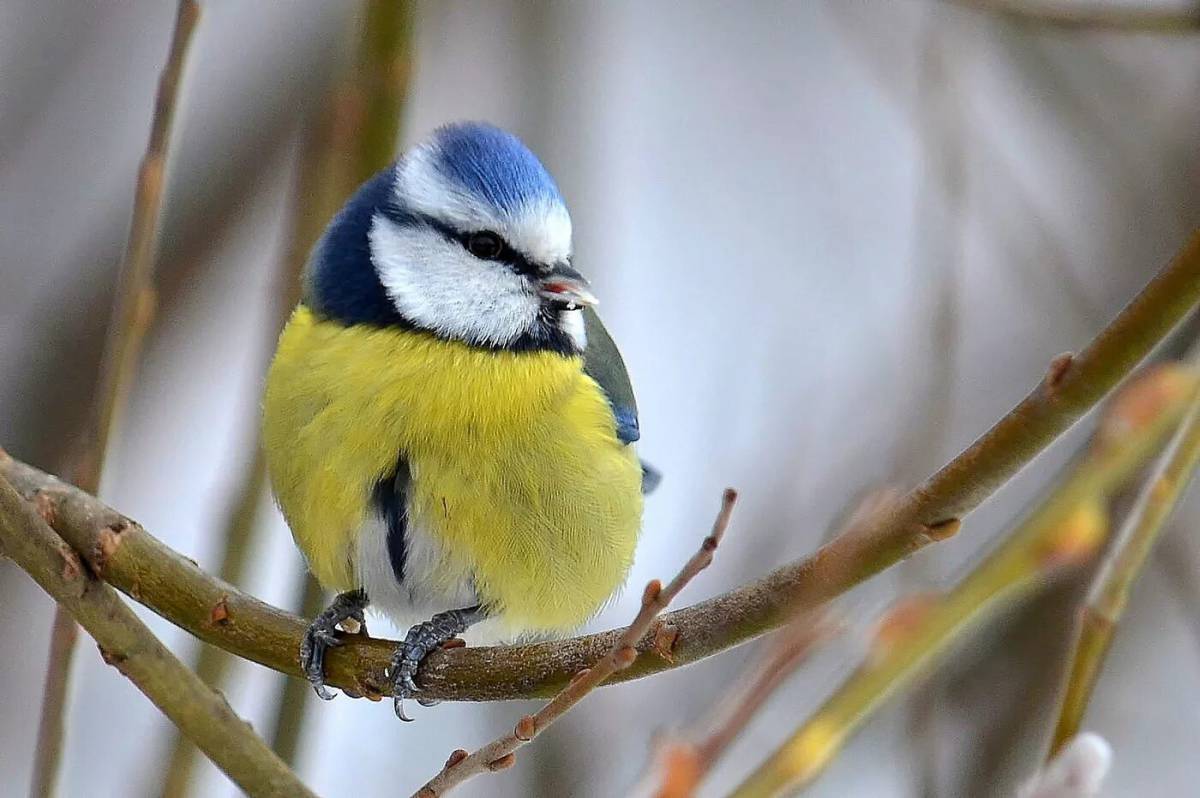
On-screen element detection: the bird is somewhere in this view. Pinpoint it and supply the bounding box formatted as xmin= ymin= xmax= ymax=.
xmin=262 ymin=121 xmax=657 ymax=720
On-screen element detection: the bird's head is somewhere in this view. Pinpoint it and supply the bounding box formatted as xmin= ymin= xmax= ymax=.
xmin=304 ymin=122 xmax=594 ymax=354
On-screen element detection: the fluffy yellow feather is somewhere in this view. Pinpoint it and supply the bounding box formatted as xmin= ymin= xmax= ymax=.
xmin=262 ymin=305 xmax=643 ymax=634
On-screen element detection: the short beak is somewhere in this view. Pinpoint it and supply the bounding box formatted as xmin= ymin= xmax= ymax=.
xmin=538 ymin=263 xmax=598 ymax=309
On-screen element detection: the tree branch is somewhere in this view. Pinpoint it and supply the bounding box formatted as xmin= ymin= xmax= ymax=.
xmin=3 ymin=230 xmax=1200 ymax=703
xmin=0 ymin=477 xmax=315 ymax=798
xmin=730 ymin=365 xmax=1199 ymax=796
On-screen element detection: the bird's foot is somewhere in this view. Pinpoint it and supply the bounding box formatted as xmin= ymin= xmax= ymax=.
xmin=389 ymin=606 xmax=483 ymax=721
xmin=300 ymin=589 xmax=369 ymax=700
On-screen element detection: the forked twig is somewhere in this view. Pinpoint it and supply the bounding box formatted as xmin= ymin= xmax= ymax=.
xmin=413 ymin=489 xmax=739 ymax=797
xmin=634 ymin=492 xmax=900 ymax=796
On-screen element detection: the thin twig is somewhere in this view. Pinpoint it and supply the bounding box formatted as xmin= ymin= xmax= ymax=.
xmin=413 ymin=489 xmax=738 ymax=797
xmin=3 ymin=231 xmax=1200 ymax=704
xmin=636 ymin=492 xmax=901 ymax=797
xmin=29 ymin=611 xmax=79 ymax=798
xmin=1048 ymin=370 xmax=1200 ymax=756
xmin=729 ymin=366 xmax=1199 ymax=797
xmin=0 ymin=477 xmax=315 ymax=798
xmin=31 ymin=4 xmax=199 ymax=796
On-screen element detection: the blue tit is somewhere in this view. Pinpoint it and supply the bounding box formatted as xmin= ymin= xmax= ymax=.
xmin=262 ymin=121 xmax=657 ymax=719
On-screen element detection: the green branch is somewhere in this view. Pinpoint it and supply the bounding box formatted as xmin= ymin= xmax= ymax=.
xmin=1050 ymin=367 xmax=1200 ymax=755
xmin=730 ymin=366 xmax=1199 ymax=796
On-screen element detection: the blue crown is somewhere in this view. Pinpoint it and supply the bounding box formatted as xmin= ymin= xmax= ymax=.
xmin=428 ymin=122 xmax=563 ymax=214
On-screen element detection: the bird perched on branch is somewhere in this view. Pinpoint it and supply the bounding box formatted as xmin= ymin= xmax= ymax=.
xmin=263 ymin=122 xmax=656 ymax=719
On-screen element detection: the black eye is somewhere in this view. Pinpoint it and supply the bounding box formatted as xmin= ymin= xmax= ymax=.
xmin=466 ymin=231 xmax=505 ymax=260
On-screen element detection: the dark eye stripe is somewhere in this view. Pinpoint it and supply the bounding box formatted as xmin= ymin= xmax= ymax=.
xmin=413 ymin=212 xmax=546 ymax=277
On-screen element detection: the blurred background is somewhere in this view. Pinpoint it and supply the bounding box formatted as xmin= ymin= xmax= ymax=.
xmin=3 ymin=1 xmax=1200 ymax=796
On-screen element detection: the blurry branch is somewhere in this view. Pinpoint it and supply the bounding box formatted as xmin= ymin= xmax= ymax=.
xmin=264 ymin=0 xmax=413 ymax=766
xmin=0 ymin=479 xmax=315 ymax=798
xmin=161 ymin=0 xmax=413 ymax=789
xmin=2 ymin=230 xmax=1200 ymax=703
xmin=76 ymin=0 xmax=199 ymax=484
xmin=31 ymin=3 xmax=200 ymax=797
xmin=1153 ymin=532 xmax=1200 ymax=655
xmin=1049 ymin=368 xmax=1200 ymax=756
xmin=267 ymin=574 xmax=326 ymax=763
xmin=345 ymin=0 xmax=413 ymax=199
xmin=730 ymin=366 xmax=1199 ymax=797
xmin=637 ymin=610 xmax=833 ymax=798
xmin=413 ymin=490 xmax=737 ymax=797
xmin=948 ymin=0 xmax=1200 ymax=32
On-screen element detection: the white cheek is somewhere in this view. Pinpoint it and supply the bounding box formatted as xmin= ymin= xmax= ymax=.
xmin=369 ymin=215 xmax=539 ymax=347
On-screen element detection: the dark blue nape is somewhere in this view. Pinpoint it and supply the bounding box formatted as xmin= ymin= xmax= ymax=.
xmin=304 ymin=167 xmax=410 ymax=328
xmin=433 ymin=122 xmax=563 ymax=215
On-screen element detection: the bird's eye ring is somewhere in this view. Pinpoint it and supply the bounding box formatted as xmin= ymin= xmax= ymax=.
xmin=466 ymin=231 xmax=505 ymax=261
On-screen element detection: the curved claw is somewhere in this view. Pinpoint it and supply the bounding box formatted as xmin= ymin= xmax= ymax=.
xmin=393 ymin=695 xmax=414 ymax=722
xmin=299 ymin=589 xmax=370 ymax=704
xmin=387 ymin=606 xmax=483 ymax=721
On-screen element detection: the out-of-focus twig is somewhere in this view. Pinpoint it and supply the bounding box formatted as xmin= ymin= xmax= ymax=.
xmin=635 ymin=610 xmax=833 ymax=798
xmin=412 ymin=490 xmax=738 ymax=798
xmin=259 ymin=0 xmax=414 ymax=766
xmin=2 ymin=231 xmax=1200 ymax=705
xmin=30 ymin=4 xmax=199 ymax=797
xmin=0 ymin=477 xmax=316 ymax=798
xmin=267 ymin=573 xmax=328 ymax=764
xmin=160 ymin=3 xmax=413 ymax=788
xmin=730 ymin=366 xmax=1199 ymax=797
xmin=1049 ymin=369 xmax=1200 ymax=756
xmin=947 ymin=0 xmax=1200 ymax=32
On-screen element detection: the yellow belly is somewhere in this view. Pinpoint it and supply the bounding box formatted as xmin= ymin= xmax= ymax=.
xmin=262 ymin=306 xmax=643 ymax=634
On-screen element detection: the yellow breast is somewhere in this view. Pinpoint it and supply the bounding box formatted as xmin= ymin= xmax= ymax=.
xmin=262 ymin=306 xmax=643 ymax=634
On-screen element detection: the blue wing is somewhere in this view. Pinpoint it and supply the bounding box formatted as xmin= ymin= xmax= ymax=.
xmin=580 ymin=308 xmax=661 ymax=494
